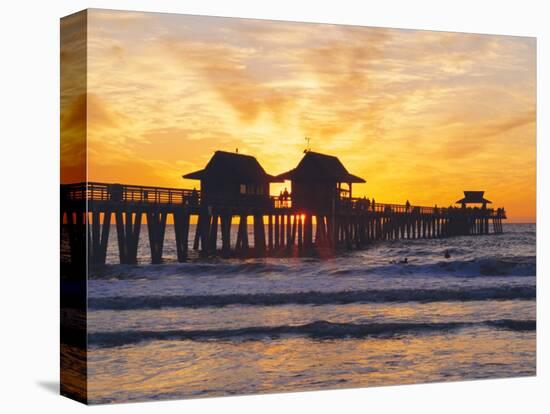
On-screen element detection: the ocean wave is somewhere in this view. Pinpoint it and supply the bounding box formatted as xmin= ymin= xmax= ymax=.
xmin=329 ymin=256 xmax=536 ymax=278
xmin=429 ymin=256 xmax=536 ymax=277
xmin=88 ymin=319 xmax=536 ymax=348
xmin=88 ymin=286 xmax=535 ymax=310
xmin=485 ymin=319 xmax=536 ymax=331
xmin=91 ymin=255 xmax=535 ymax=280
xmin=89 ymin=261 xmax=293 ymax=279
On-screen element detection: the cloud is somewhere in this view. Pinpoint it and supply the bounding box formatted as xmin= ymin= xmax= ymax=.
xmin=434 ymin=110 xmax=536 ymax=160
xmin=87 ymin=93 xmax=128 ymax=130
xmin=88 ymin=9 xmax=151 ymax=24
xmin=160 ymin=38 xmax=297 ymax=122
xmin=477 ymin=110 xmax=536 ymax=139
xmin=81 ymin=10 xmax=536 ymax=221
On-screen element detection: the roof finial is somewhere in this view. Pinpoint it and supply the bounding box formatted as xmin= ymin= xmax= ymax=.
xmin=304 ymin=136 xmax=311 ymax=153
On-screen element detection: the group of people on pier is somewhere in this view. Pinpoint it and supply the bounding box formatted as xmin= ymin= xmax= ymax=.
xmin=277 ymin=188 xmax=291 ymax=208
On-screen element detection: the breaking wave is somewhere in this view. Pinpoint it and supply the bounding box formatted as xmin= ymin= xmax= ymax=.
xmin=330 ymin=256 xmax=536 ymax=277
xmin=88 ymin=286 xmax=535 ymax=310
xmin=90 ymin=255 xmax=535 ymax=280
xmin=88 ymin=319 xmax=536 ymax=348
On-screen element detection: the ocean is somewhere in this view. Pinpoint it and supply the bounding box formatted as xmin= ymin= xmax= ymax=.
xmin=83 ymin=223 xmax=536 ymax=403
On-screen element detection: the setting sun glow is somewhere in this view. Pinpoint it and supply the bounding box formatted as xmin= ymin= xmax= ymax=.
xmin=61 ymin=10 xmax=536 ymax=222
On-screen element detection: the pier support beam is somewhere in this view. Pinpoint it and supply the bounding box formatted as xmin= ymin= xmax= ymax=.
xmin=174 ymin=210 xmax=190 ymax=262
xmin=235 ymin=214 xmax=249 ymax=255
xmin=290 ymin=215 xmax=297 ymax=246
xmin=115 ymin=209 xmax=142 ymax=265
xmin=146 ymin=210 xmax=167 ymax=264
xmin=304 ymin=214 xmax=313 ymax=251
xmin=220 ymin=214 xmax=232 ymax=256
xmin=274 ymin=215 xmax=280 ymax=249
xmin=208 ymin=214 xmax=219 ymax=253
xmin=279 ymin=215 xmax=286 ymax=249
xmin=297 ymin=215 xmax=303 ymax=250
xmin=193 ymin=211 xmax=211 ymax=256
xmin=253 ymin=214 xmax=266 ymax=255
xmin=268 ymin=215 xmax=273 ymax=251
xmin=90 ymin=209 xmax=111 ymax=266
xmin=286 ymin=214 xmax=292 ymax=248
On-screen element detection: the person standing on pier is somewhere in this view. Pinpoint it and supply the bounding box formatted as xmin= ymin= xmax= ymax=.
xmin=282 ymin=187 xmax=290 ymax=207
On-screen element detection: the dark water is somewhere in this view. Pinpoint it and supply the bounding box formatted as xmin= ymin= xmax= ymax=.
xmin=84 ymin=223 xmax=536 ymax=403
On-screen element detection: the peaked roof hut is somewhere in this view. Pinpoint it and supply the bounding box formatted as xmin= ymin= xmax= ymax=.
xmin=183 ymin=151 xmax=282 ymax=206
xmin=276 ymin=151 xmax=365 ymax=184
xmin=276 ymin=151 xmax=365 ymax=213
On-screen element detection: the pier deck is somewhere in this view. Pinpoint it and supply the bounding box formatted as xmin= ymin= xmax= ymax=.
xmin=61 ymin=182 xmax=506 ymax=266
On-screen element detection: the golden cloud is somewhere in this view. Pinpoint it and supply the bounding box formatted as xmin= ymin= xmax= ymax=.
xmin=79 ymin=10 xmax=536 ymax=221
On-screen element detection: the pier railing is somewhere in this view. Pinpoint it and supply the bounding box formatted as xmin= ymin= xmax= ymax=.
xmin=62 ymin=182 xmax=201 ymax=206
xmin=62 ymin=183 xmax=289 ymax=210
xmin=344 ymin=198 xmax=505 ymax=218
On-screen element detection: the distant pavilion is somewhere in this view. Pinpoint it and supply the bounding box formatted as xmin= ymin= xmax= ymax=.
xmin=455 ymin=191 xmax=492 ymax=209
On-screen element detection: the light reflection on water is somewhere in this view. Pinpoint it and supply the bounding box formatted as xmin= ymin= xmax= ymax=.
xmin=87 ymin=327 xmax=535 ymax=404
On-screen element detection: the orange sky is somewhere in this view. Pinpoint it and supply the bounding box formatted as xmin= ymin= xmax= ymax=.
xmin=61 ymin=9 xmax=536 ymax=222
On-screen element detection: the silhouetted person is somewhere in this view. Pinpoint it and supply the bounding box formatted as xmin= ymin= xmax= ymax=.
xmin=444 ymin=250 xmax=451 ymax=259
xmin=371 ymin=198 xmax=376 ymax=211
xmin=405 ymin=200 xmax=411 ymax=211
xmin=276 ymin=190 xmax=283 ymax=207
xmin=283 ymin=187 xmax=289 ymax=200
xmin=400 ymin=257 xmax=408 ymax=264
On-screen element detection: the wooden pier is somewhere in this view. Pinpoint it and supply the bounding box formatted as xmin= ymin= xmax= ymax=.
xmin=61 ymin=181 xmax=506 ymax=266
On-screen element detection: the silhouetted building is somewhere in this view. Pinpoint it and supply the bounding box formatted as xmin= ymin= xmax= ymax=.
xmin=456 ymin=191 xmax=492 ymax=209
xmin=275 ymin=151 xmax=365 ymax=213
xmin=183 ymin=151 xmax=282 ymax=206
